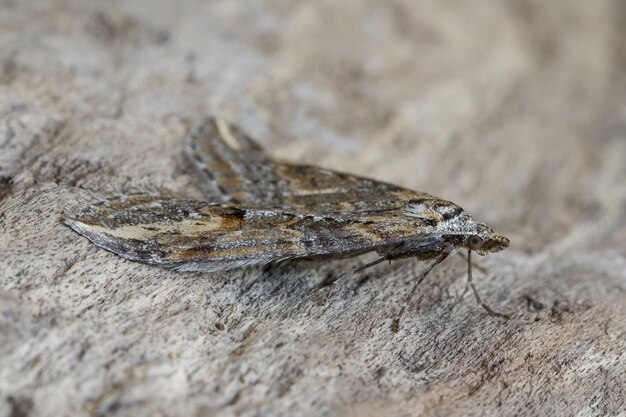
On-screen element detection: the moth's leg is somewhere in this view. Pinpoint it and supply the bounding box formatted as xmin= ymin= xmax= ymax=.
xmin=241 ymin=264 xmax=273 ymax=293
xmin=457 ymin=250 xmax=489 ymax=274
xmin=338 ymin=243 xmax=440 ymax=308
xmin=467 ymin=249 xmax=510 ymax=320
xmin=320 ymin=270 xmax=353 ymax=304
xmin=324 ymin=244 xmax=404 ymax=303
xmin=392 ymin=249 xmax=452 ymax=332
xmin=322 ymin=275 xmax=340 ymax=304
xmin=353 ymin=256 xmax=387 ymax=273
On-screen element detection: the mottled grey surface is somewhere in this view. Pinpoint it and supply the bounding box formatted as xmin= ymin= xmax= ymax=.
xmin=1 ymin=1 xmax=626 ymax=416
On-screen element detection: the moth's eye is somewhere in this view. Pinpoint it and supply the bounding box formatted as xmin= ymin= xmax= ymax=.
xmin=469 ymin=235 xmax=484 ymax=250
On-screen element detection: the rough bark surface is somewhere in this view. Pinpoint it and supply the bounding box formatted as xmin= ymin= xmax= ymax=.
xmin=1 ymin=1 xmax=626 ymax=416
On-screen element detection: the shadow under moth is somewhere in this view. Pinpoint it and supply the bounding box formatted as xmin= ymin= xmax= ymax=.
xmin=65 ymin=117 xmax=510 ymax=329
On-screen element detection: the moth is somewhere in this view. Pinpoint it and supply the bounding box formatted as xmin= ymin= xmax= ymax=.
xmin=65 ymin=117 xmax=511 ymax=328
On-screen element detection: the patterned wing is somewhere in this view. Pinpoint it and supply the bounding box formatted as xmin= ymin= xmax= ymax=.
xmin=185 ymin=117 xmax=430 ymax=213
xmin=64 ymin=196 xmax=433 ymax=272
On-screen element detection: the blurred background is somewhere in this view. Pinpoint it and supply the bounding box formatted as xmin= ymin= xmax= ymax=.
xmin=1 ymin=1 xmax=625 ymax=416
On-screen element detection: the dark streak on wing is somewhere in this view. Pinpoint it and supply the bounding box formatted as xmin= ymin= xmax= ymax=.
xmin=184 ymin=117 xmax=431 ymax=213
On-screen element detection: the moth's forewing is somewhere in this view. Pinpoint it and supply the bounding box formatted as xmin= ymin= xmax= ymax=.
xmin=184 ymin=118 xmax=272 ymax=204
xmin=186 ymin=117 xmax=430 ymax=212
xmin=65 ymin=196 xmax=435 ymax=272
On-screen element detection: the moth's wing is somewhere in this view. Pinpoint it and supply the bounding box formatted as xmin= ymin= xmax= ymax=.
xmin=64 ymin=196 xmax=428 ymax=272
xmin=185 ymin=117 xmax=430 ymax=212
xmin=184 ymin=117 xmax=272 ymax=204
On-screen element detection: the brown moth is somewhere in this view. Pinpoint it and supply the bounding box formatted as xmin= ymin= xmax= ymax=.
xmin=65 ymin=117 xmax=510 ymax=328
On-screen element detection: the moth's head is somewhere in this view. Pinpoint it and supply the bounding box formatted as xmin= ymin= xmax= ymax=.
xmin=404 ymin=197 xmax=509 ymax=255
xmin=464 ymin=223 xmax=510 ymax=255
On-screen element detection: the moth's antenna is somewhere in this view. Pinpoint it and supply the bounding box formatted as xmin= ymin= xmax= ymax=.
xmin=392 ymin=252 xmax=450 ymax=332
xmin=467 ymin=249 xmax=510 ymax=320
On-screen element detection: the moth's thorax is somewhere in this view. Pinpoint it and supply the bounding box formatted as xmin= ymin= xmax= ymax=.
xmin=404 ymin=197 xmax=471 ymax=229
xmin=404 ymin=197 xmax=509 ymax=254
